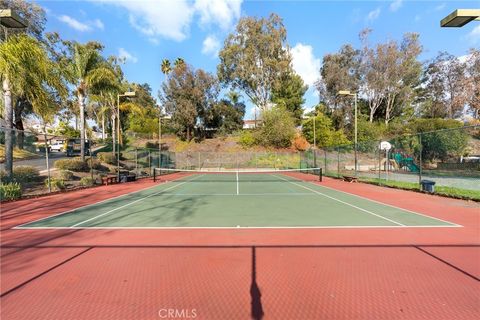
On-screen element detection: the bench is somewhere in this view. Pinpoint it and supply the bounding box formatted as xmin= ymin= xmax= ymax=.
xmin=342 ymin=175 xmax=358 ymax=183
xmin=101 ymin=176 xmax=118 ymax=185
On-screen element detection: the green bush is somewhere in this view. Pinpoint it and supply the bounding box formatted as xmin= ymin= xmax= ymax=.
xmin=238 ymin=131 xmax=256 ymax=148
xmin=46 ymin=178 xmax=65 ymax=191
xmin=0 ymin=182 xmax=22 ymax=201
xmin=80 ymin=176 xmax=95 ymax=187
xmin=54 ymin=158 xmax=89 ymax=172
xmin=58 ymin=170 xmax=74 ymax=180
xmin=0 ymin=166 xmax=40 ymax=184
xmin=96 ymin=152 xmax=117 ymax=165
xmin=256 ymin=107 xmax=296 ymax=148
xmin=302 ymin=112 xmax=350 ymax=148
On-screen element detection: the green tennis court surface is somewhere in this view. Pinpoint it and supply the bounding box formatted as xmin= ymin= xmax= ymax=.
xmin=16 ymin=172 xmax=458 ymax=229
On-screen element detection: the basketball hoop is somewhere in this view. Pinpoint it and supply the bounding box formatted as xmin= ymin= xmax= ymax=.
xmin=380 ymin=141 xmax=392 ymax=151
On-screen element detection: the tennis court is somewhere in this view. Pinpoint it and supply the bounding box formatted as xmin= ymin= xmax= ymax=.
xmin=16 ymin=169 xmax=458 ymax=229
xmin=2 ymin=172 xmax=479 ymax=320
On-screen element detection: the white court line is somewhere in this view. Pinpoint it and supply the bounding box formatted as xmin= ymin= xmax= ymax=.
xmin=236 ymin=171 xmax=239 ymax=195
xmin=272 ymin=174 xmax=405 ymax=226
xmin=14 ymin=225 xmax=461 ymax=230
xmin=70 ymin=175 xmax=204 ymax=228
xmin=312 ymin=181 xmax=461 ymax=226
xmin=13 ymin=179 xmax=179 ymax=229
xmin=150 ymin=193 xmax=316 ymax=196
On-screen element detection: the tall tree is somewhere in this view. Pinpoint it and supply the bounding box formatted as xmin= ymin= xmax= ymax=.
xmin=271 ymin=71 xmax=308 ymax=125
xmin=0 ymin=0 xmax=47 ymax=149
xmin=218 ymin=13 xmax=291 ymax=111
xmin=466 ymin=49 xmax=480 ymax=119
xmin=359 ymin=29 xmax=388 ymax=122
xmin=382 ymin=33 xmax=422 ymax=125
xmin=161 ymin=59 xmax=171 ymax=75
xmin=160 ymin=63 xmax=219 ymax=141
xmin=67 ymin=42 xmax=117 ymax=160
xmin=422 ymin=52 xmax=468 ymax=119
xmin=205 ymin=91 xmax=246 ymax=134
xmin=0 ymin=34 xmax=66 ymax=177
xmin=316 ymin=44 xmax=360 ymax=129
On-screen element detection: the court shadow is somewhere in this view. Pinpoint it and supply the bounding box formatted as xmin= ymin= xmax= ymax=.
xmin=251 ymin=246 xmax=264 ymax=320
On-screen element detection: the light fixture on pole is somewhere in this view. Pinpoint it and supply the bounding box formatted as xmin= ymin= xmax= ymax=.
xmin=117 ymin=91 xmax=136 ymax=180
xmin=338 ymin=90 xmax=358 ymax=176
xmin=441 ymin=9 xmax=480 ymax=27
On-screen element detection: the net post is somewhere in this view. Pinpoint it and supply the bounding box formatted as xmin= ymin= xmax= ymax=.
xmin=153 ymin=168 xmax=157 ymax=182
xmin=319 ymin=168 xmax=322 ymax=182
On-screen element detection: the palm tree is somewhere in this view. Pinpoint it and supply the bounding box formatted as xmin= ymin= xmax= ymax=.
xmin=174 ymin=57 xmax=185 ymax=68
xmin=161 ymin=59 xmax=171 ymax=75
xmin=69 ymin=42 xmax=116 ymax=160
xmin=0 ymin=34 xmax=66 ymax=178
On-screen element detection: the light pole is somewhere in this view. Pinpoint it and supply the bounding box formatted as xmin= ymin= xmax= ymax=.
xmin=338 ymin=90 xmax=358 ymax=176
xmin=117 ymin=91 xmax=136 ymax=180
xmin=441 ymin=9 xmax=480 ymax=27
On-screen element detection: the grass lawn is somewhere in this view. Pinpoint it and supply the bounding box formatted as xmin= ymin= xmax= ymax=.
xmin=0 ymin=145 xmax=39 ymax=162
xmin=359 ymin=177 xmax=480 ymax=201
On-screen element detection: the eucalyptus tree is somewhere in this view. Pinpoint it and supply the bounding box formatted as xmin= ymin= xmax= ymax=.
xmin=0 ymin=34 xmax=66 ymax=177
xmin=218 ymin=13 xmax=291 ymax=111
xmin=67 ymin=42 xmax=117 ymax=160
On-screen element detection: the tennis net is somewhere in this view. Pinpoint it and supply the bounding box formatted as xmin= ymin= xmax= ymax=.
xmin=153 ymin=167 xmax=323 ymax=183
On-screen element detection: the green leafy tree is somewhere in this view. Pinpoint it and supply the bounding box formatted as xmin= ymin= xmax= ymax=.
xmin=0 ymin=34 xmax=66 ymax=178
xmin=316 ymin=44 xmax=360 ymax=129
xmin=271 ymin=72 xmax=308 ymax=125
xmin=218 ymin=13 xmax=291 ymax=111
xmin=408 ymin=119 xmax=469 ymax=162
xmin=160 ymin=63 xmax=219 ymax=141
xmin=67 ymin=42 xmax=117 ymax=160
xmin=302 ymin=112 xmax=350 ymax=148
xmin=256 ymin=107 xmax=296 ymax=148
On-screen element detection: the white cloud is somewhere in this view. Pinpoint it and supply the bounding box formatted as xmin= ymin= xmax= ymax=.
xmin=195 ymin=0 xmax=242 ymax=30
xmin=202 ymin=35 xmax=220 ymax=57
xmin=57 ymin=14 xmax=105 ymax=32
xmin=58 ymin=15 xmax=91 ymax=32
xmin=118 ymin=48 xmax=138 ymax=63
xmin=389 ymin=0 xmax=403 ymax=12
xmin=435 ymin=3 xmax=446 ymax=11
xmin=93 ymin=19 xmax=104 ymax=30
xmin=366 ymin=8 xmax=381 ymax=22
xmin=95 ymin=0 xmax=194 ymax=41
xmin=466 ymin=25 xmax=480 ymax=44
xmin=290 ymin=43 xmax=321 ymax=87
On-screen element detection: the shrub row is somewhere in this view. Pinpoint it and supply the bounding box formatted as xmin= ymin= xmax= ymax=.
xmin=0 ymin=166 xmax=40 ymax=184
xmin=0 ymin=182 xmax=22 ymax=201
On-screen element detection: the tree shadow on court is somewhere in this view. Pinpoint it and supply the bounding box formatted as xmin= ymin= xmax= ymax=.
xmin=87 ymin=196 xmax=207 ymax=227
xmin=251 ymin=246 xmax=264 ymax=320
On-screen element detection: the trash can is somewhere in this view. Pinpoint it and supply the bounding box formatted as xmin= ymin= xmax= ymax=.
xmin=420 ymin=180 xmax=435 ymax=193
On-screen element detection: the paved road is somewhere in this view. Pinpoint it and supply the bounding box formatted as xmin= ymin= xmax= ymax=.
xmin=1 ymin=152 xmax=67 ymax=173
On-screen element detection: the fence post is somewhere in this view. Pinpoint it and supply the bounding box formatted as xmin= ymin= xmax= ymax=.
xmin=418 ymin=133 xmax=423 ymax=189
xmin=324 ymin=149 xmax=327 ymax=176
xmin=90 ymin=143 xmax=94 ymax=182
xmin=135 ymin=148 xmax=138 ymax=175
xmin=337 ymin=147 xmax=340 ymax=177
xmin=43 ymin=131 xmax=51 ymax=193
xmin=378 ymin=141 xmax=381 ymax=183
xmin=148 ymin=150 xmax=151 ymax=175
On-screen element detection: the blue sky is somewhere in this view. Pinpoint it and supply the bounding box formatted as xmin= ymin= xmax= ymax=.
xmin=40 ymin=0 xmax=480 ymax=118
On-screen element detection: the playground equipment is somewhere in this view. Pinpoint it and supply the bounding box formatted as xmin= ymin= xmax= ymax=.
xmin=392 ymin=152 xmax=420 ymax=173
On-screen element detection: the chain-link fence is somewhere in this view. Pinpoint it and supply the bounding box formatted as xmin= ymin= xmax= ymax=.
xmin=318 ymin=125 xmax=480 ymax=197
xmin=2 ymin=125 xmax=478 ymax=200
